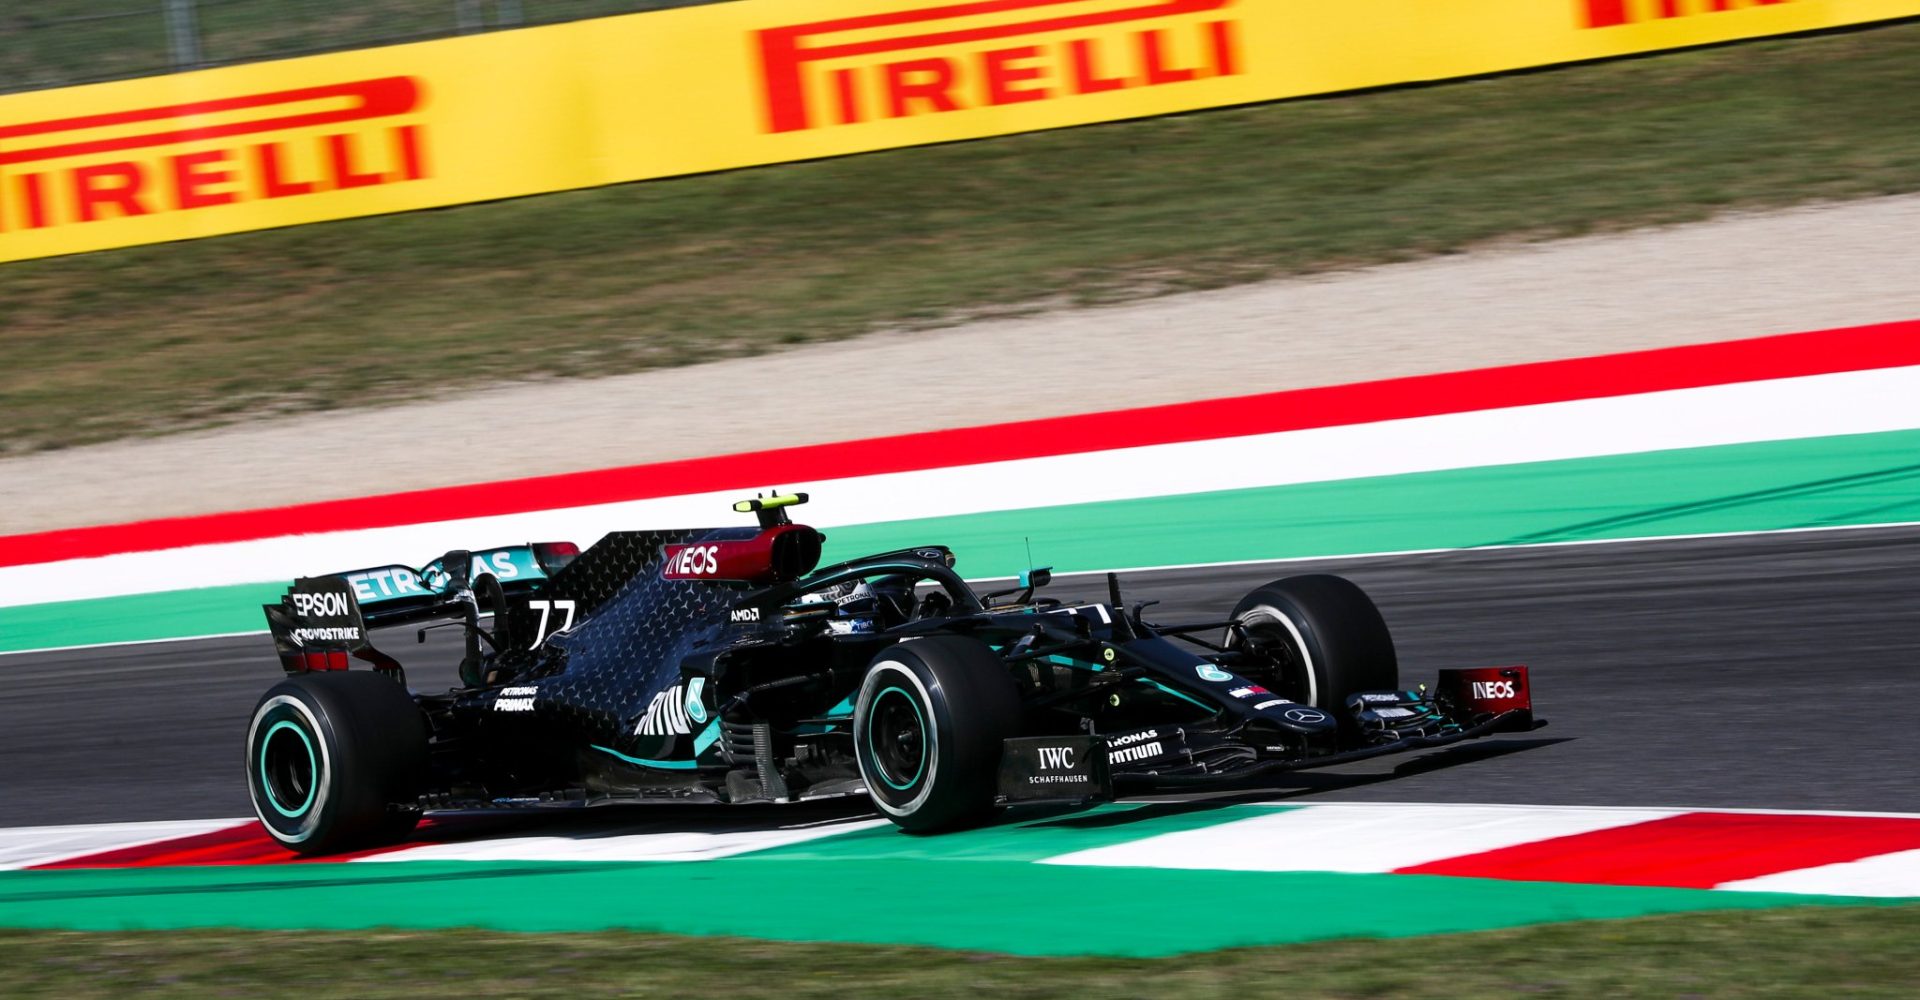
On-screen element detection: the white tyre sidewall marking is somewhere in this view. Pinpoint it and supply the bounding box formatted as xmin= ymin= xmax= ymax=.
xmin=854 ymin=658 xmax=940 ymax=819
xmin=1239 ymin=604 xmax=1318 ymax=708
xmin=246 ymin=693 xmax=333 ymax=845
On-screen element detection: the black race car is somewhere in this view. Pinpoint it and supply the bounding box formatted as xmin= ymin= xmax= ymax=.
xmin=248 ymin=494 xmax=1538 ymax=853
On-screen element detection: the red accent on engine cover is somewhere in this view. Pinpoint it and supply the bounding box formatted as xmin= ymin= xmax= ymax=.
xmin=1436 ymin=665 xmax=1531 ymax=720
xmin=661 ymin=524 xmax=823 ymax=584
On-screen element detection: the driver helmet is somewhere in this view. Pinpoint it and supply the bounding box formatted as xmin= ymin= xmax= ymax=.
xmin=798 ymin=581 xmax=879 ymax=635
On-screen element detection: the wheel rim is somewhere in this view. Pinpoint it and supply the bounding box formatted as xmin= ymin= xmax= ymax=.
xmin=866 ymin=686 xmax=928 ymax=791
xmin=1237 ymin=606 xmax=1317 ymax=707
xmin=259 ymin=719 xmax=318 ymax=818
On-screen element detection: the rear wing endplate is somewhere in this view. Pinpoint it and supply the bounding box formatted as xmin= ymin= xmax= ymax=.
xmin=263 ymin=575 xmax=371 ymax=674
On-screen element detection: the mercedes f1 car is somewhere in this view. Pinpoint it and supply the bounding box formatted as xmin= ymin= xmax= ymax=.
xmin=248 ymin=494 xmax=1539 ymax=853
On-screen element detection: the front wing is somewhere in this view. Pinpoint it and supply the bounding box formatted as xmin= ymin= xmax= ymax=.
xmin=996 ymin=710 xmax=1543 ymax=806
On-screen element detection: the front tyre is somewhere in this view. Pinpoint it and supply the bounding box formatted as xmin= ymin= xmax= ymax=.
xmin=245 ymin=672 xmax=429 ymax=855
xmin=854 ymin=636 xmax=1019 ymax=833
xmin=1227 ymin=574 xmax=1398 ymax=711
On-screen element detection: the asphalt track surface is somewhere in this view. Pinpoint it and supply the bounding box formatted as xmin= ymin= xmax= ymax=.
xmin=4 ymin=525 xmax=1919 ymax=829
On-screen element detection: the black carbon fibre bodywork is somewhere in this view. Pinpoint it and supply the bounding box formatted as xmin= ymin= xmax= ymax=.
xmin=258 ymin=505 xmax=1539 ymax=817
xmin=441 ymin=528 xmax=751 ymax=804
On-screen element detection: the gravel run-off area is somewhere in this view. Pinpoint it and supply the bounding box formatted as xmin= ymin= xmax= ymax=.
xmin=5 ymin=193 xmax=1919 ymax=535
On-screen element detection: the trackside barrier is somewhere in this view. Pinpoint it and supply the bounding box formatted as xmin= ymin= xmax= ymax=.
xmin=2 ymin=0 xmax=1918 ymax=262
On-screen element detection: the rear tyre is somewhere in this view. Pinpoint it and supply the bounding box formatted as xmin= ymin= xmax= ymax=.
xmin=245 ymin=672 xmax=429 ymax=855
xmin=1226 ymin=574 xmax=1398 ymax=710
xmin=854 ymin=636 xmax=1020 ymax=833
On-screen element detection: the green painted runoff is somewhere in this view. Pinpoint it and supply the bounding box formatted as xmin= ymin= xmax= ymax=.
xmin=7 ymin=428 xmax=1920 ymax=653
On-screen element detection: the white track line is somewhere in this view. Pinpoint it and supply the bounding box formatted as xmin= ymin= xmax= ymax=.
xmin=355 ymin=817 xmax=891 ymax=864
xmin=1717 ymin=848 xmax=1920 ymax=897
xmin=1036 ymin=803 xmax=1679 ymax=873
xmin=7 ymin=364 xmax=1920 ymax=607
xmin=0 ymin=818 xmax=246 ymax=870
xmin=8 ymin=804 xmax=1920 ymax=898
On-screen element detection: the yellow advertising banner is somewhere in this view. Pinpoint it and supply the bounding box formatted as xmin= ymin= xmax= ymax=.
xmin=2 ymin=0 xmax=1916 ymax=262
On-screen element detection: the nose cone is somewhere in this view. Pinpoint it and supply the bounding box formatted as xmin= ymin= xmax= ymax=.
xmin=1260 ymin=701 xmax=1339 ymax=734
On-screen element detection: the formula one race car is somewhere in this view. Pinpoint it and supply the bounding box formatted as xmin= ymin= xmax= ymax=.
xmin=248 ymin=494 xmax=1539 ymax=853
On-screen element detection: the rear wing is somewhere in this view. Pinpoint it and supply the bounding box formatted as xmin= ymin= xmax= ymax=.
xmin=262 ymin=542 xmax=578 ymax=675
xmin=338 ymin=543 xmax=576 ymax=625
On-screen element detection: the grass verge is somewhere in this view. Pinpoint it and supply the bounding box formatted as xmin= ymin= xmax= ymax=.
xmin=6 ymin=22 xmax=1920 ymax=453
xmin=4 ymin=904 xmax=1919 ymax=998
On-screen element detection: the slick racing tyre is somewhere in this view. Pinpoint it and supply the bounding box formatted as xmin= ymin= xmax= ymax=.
xmin=246 ymin=672 xmax=429 ymax=855
xmin=854 ymin=636 xmax=1020 ymax=834
xmin=1226 ymin=574 xmax=1398 ymax=711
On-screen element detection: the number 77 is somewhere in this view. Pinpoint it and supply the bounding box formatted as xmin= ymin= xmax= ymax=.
xmin=527 ymin=599 xmax=577 ymax=647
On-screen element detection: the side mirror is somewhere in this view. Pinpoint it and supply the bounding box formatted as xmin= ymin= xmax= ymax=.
xmin=1018 ymin=566 xmax=1053 ymax=589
